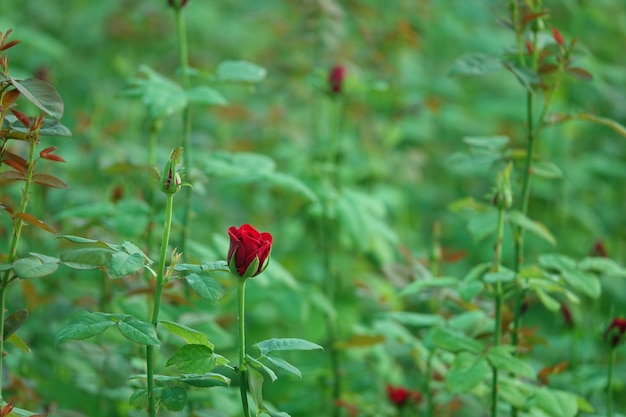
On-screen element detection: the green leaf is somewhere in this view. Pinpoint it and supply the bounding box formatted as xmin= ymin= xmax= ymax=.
xmin=431 ymin=327 xmax=484 ymax=353
xmin=11 ymin=77 xmax=64 ymax=119
xmin=507 ymin=211 xmax=556 ymax=245
xmin=57 ymin=235 xmax=101 ymax=244
xmin=379 ymin=312 xmax=445 ymax=328
xmin=217 ymin=60 xmax=266 ymax=84
xmin=538 ymin=254 xmax=576 ymax=272
xmin=462 ymin=136 xmax=509 ymax=150
xmin=60 ymin=247 xmax=114 ymax=270
xmin=458 ymin=281 xmax=484 ymax=301
xmin=483 ymin=269 xmax=516 ymax=283
xmin=55 ymin=311 xmax=115 ymax=344
xmin=449 ymin=53 xmax=503 ymax=76
xmin=3 ymin=309 xmax=28 ymax=340
xmin=467 ymin=211 xmax=498 ymax=242
xmin=254 ymin=338 xmax=323 ymax=355
xmin=108 ymin=251 xmax=145 ymax=278
xmin=534 ymin=387 xmax=578 ymax=417
xmin=561 ymin=269 xmax=600 ymax=298
xmin=160 ymin=320 xmax=214 ymax=348
xmin=535 ymin=288 xmax=561 ymax=312
xmin=166 ymin=344 xmax=216 ymax=373
xmin=445 ymin=352 xmax=490 ymax=393
xmin=186 ymin=86 xmax=227 ymax=106
xmin=532 ymin=161 xmax=563 ymax=179
xmin=486 ymin=345 xmax=535 ymax=378
xmin=12 ymin=256 xmax=59 ymax=279
xmin=248 ymin=366 xmax=265 ymax=408
xmin=183 ymin=273 xmax=223 ymax=302
xmin=117 ymin=316 xmax=159 ymax=346
xmin=578 ymin=257 xmax=626 ymax=278
xmin=499 ymin=378 xmax=533 ymax=409
xmin=181 ymin=373 xmax=230 ymax=388
xmin=247 ymin=355 xmax=277 ymax=382
xmin=161 ymin=386 xmax=187 ymax=412
xmin=399 ymin=276 xmax=458 ymax=296
xmin=6 ymin=333 xmax=31 ymax=353
xmin=263 ymin=355 xmax=301 ymax=378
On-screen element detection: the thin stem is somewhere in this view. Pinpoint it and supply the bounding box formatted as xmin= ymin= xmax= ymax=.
xmin=607 ymin=349 xmax=615 ymax=417
xmin=174 ymin=7 xmax=193 ymax=257
xmin=237 ymin=278 xmax=252 ymax=417
xmin=146 ymin=192 xmax=175 ymax=417
xmin=425 ymin=348 xmax=435 ymax=417
xmin=491 ymin=205 xmax=506 ymax=417
xmin=322 ymin=96 xmax=342 ymax=416
xmin=0 ymin=135 xmax=38 ymax=400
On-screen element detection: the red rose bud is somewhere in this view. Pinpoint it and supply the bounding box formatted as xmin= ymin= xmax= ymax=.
xmin=605 ymin=318 xmax=626 ymax=348
xmin=386 ymin=385 xmax=411 ymax=408
xmin=524 ymin=39 xmax=534 ymax=55
xmin=228 ymin=224 xmax=272 ymax=279
xmin=168 ymin=0 xmax=188 ymax=8
xmin=328 ymin=65 xmax=346 ymax=94
xmin=160 ymin=147 xmax=183 ymax=194
xmin=551 ymin=27 xmax=565 ymax=46
xmin=590 ymin=239 xmax=608 ymax=258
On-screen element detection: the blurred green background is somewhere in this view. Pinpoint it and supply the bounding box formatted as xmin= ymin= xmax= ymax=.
xmin=2 ymin=0 xmax=626 ymax=416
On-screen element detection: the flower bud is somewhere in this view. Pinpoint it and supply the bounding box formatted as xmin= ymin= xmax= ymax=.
xmin=167 ymin=0 xmax=188 ymax=9
xmin=160 ymin=147 xmax=183 ymax=194
xmin=551 ymin=27 xmax=565 ymax=46
xmin=492 ymin=163 xmax=513 ymax=210
xmin=227 ymin=224 xmax=272 ymax=279
xmin=605 ymin=318 xmax=626 ymax=349
xmin=328 ymin=65 xmax=346 ymax=95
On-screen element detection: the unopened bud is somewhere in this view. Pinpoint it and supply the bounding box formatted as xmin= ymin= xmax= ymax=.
xmin=160 ymin=147 xmax=183 ymax=194
xmin=167 ymin=0 xmax=188 ymax=9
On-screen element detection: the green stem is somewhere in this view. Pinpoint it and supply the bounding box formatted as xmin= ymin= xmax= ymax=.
xmin=323 ymin=96 xmax=342 ymax=417
xmin=0 ymin=135 xmax=38 ymax=400
xmin=146 ymin=192 xmax=175 ymax=417
xmin=607 ymin=348 xmax=615 ymax=417
xmin=237 ymin=278 xmax=252 ymax=417
xmin=174 ymin=7 xmax=193 ymax=257
xmin=425 ymin=348 xmax=435 ymax=417
xmin=491 ymin=206 xmax=505 ymax=417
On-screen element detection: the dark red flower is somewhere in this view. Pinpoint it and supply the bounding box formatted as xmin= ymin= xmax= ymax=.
xmin=328 ymin=65 xmax=346 ymax=94
xmin=227 ymin=224 xmax=272 ymax=279
xmin=605 ymin=318 xmax=626 ymax=348
xmin=386 ymin=384 xmax=421 ymax=408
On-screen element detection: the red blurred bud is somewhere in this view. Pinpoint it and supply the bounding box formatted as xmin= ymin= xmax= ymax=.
xmin=524 ymin=39 xmax=533 ymax=55
xmin=385 ymin=385 xmax=421 ymax=408
xmin=560 ymin=303 xmax=574 ymax=327
xmin=328 ymin=65 xmax=346 ymax=94
xmin=605 ymin=318 xmax=626 ymax=348
xmin=551 ymin=27 xmax=565 ymax=46
xmin=167 ymin=0 xmax=188 ymax=9
xmin=590 ymin=239 xmax=608 ymax=258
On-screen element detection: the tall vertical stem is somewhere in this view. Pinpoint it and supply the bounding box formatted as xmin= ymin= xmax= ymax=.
xmin=146 ymin=192 xmax=175 ymax=417
xmin=237 ymin=278 xmax=252 ymax=417
xmin=174 ymin=7 xmax=193 ymax=256
xmin=607 ymin=349 xmax=615 ymax=417
xmin=0 ymin=135 xmax=38 ymax=400
xmin=491 ymin=204 xmax=506 ymax=417
xmin=322 ymin=96 xmax=342 ymax=416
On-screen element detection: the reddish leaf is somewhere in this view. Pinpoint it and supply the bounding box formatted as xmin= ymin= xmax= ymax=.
xmin=1 ymin=89 xmax=20 ymax=108
xmin=0 ymin=202 xmax=14 ymax=216
xmin=0 ymin=39 xmax=20 ymax=51
xmin=14 ymin=212 xmax=56 ymax=233
xmin=0 ymin=401 xmax=13 ymax=417
xmin=39 ymin=146 xmax=65 ymax=162
xmin=2 ymin=158 xmax=27 ymax=175
xmin=0 ymin=171 xmax=26 ymax=181
xmin=538 ymin=64 xmax=558 ymax=75
xmin=566 ymin=67 xmax=593 ymax=81
xmin=10 ymin=109 xmax=30 ymax=128
xmin=31 ymin=173 xmax=68 ymax=189
xmin=551 ymin=27 xmax=565 ymax=46
xmin=520 ymin=11 xmax=550 ymax=28
xmin=538 ymin=361 xmax=568 ymax=385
